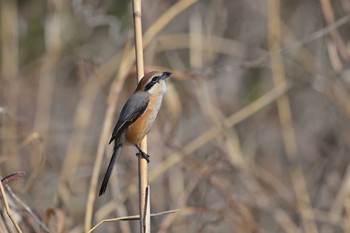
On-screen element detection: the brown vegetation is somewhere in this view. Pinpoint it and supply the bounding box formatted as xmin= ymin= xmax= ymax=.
xmin=0 ymin=0 xmax=350 ymax=232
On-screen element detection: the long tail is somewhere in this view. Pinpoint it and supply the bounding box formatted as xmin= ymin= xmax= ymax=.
xmin=99 ymin=144 xmax=122 ymax=196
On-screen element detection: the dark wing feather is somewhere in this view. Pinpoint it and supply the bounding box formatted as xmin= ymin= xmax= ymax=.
xmin=109 ymin=92 xmax=149 ymax=144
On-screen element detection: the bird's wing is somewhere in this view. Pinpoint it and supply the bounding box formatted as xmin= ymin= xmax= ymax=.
xmin=109 ymin=92 xmax=150 ymax=144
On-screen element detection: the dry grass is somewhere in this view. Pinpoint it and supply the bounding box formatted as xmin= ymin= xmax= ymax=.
xmin=1 ymin=0 xmax=350 ymax=232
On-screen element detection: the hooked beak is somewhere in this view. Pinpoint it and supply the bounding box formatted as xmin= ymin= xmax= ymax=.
xmin=160 ymin=72 xmax=172 ymax=80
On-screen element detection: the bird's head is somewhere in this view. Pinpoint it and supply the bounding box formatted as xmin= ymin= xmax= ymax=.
xmin=136 ymin=71 xmax=172 ymax=94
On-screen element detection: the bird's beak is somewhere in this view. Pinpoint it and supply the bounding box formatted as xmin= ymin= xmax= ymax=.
xmin=160 ymin=72 xmax=172 ymax=80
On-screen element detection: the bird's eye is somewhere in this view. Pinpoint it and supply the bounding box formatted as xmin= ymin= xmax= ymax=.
xmin=151 ymin=76 xmax=160 ymax=82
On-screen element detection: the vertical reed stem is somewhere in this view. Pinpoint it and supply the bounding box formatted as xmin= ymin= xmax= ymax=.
xmin=132 ymin=0 xmax=151 ymax=232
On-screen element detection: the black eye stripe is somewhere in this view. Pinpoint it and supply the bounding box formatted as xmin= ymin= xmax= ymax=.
xmin=145 ymin=76 xmax=161 ymax=91
xmin=145 ymin=80 xmax=156 ymax=91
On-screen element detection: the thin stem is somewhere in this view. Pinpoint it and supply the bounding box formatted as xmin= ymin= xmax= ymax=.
xmin=132 ymin=0 xmax=150 ymax=232
xmin=0 ymin=182 xmax=23 ymax=233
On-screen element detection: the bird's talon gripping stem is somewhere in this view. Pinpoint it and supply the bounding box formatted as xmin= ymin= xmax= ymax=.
xmin=135 ymin=145 xmax=150 ymax=163
xmin=136 ymin=152 xmax=150 ymax=163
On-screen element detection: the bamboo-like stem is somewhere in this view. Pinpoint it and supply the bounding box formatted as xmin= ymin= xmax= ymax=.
xmin=132 ymin=0 xmax=150 ymax=233
xmin=34 ymin=0 xmax=63 ymax=142
xmin=1 ymin=0 xmax=20 ymax=176
xmin=267 ymin=1 xmax=318 ymax=233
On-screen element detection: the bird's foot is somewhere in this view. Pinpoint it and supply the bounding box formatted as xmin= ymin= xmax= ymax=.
xmin=136 ymin=151 xmax=150 ymax=163
xmin=135 ymin=144 xmax=150 ymax=163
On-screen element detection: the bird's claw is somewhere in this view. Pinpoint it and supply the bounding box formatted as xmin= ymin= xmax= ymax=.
xmin=136 ymin=151 xmax=150 ymax=163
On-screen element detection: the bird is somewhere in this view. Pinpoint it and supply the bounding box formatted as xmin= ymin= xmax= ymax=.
xmin=99 ymin=71 xmax=172 ymax=196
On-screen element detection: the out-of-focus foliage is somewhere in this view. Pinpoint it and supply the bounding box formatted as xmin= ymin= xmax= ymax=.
xmin=0 ymin=0 xmax=350 ymax=232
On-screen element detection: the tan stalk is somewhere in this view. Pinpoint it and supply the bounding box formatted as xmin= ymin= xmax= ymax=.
xmin=267 ymin=1 xmax=318 ymax=233
xmin=1 ymin=0 xmax=19 ymax=176
xmin=132 ymin=0 xmax=150 ymax=232
xmin=0 ymin=182 xmax=22 ymax=233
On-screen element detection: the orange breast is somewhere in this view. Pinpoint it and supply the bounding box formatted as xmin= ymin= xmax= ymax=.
xmin=125 ymin=95 xmax=162 ymax=145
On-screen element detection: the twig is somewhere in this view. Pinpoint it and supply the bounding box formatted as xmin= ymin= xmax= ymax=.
xmin=0 ymin=181 xmax=22 ymax=233
xmin=88 ymin=209 xmax=179 ymax=233
xmin=1 ymin=171 xmax=25 ymax=186
xmin=5 ymin=186 xmax=50 ymax=233
xmin=279 ymin=13 xmax=350 ymax=55
xmin=320 ymin=0 xmax=349 ymax=61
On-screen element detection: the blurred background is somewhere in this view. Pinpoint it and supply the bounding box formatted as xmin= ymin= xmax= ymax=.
xmin=1 ymin=0 xmax=350 ymax=232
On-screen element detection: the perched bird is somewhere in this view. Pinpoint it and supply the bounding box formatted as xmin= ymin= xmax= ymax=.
xmin=99 ymin=71 xmax=172 ymax=196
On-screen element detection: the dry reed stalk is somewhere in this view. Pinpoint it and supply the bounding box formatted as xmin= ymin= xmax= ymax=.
xmin=0 ymin=182 xmax=22 ymax=233
xmin=267 ymin=1 xmax=318 ymax=233
xmin=21 ymin=134 xmax=45 ymax=192
xmin=1 ymin=0 xmax=20 ymax=175
xmin=273 ymin=209 xmax=299 ymax=233
xmin=320 ymin=0 xmax=350 ymax=61
xmin=33 ymin=0 xmax=63 ymax=150
xmin=131 ymin=0 xmax=150 ymax=232
xmin=280 ymin=23 xmax=318 ymax=74
xmin=331 ymin=164 xmax=350 ymax=228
